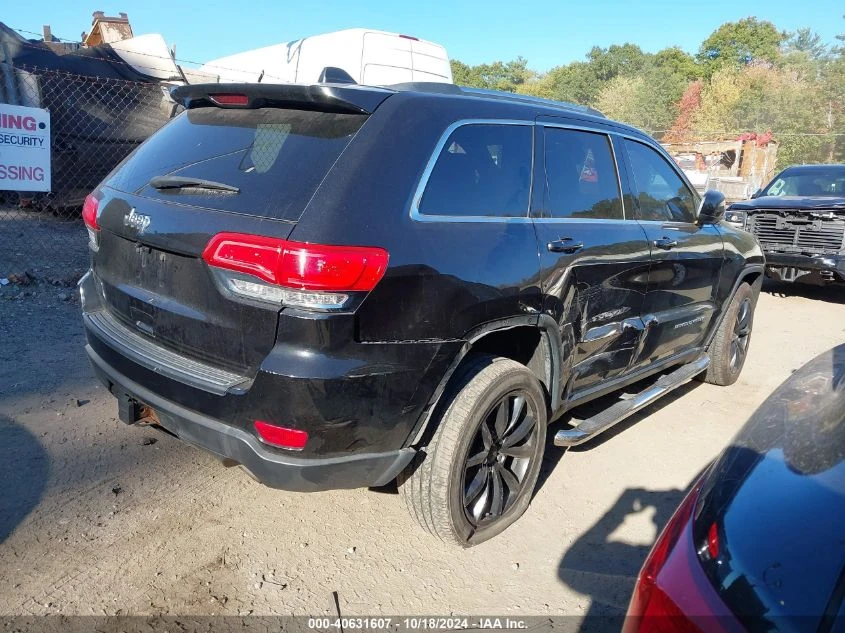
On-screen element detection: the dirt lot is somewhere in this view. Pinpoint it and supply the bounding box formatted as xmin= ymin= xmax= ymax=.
xmin=0 ymin=274 xmax=843 ymax=622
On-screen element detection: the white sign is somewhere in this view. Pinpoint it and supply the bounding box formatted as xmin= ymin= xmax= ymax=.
xmin=0 ymin=103 xmax=51 ymax=192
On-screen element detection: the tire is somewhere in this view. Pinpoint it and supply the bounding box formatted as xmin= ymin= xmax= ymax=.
xmin=398 ymin=354 xmax=547 ymax=547
xmin=702 ymin=282 xmax=755 ymax=386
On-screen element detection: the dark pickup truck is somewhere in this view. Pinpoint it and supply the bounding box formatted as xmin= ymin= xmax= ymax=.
xmin=728 ymin=164 xmax=845 ymax=286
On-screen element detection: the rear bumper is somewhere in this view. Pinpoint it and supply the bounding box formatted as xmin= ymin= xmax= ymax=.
xmin=78 ymin=270 xmax=459 ymax=491
xmin=86 ymin=344 xmax=416 ymax=491
xmin=763 ymin=252 xmax=845 ymax=284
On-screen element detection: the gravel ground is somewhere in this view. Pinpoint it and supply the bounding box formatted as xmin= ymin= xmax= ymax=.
xmin=0 ymin=274 xmax=843 ymax=623
xmin=0 ymin=209 xmax=88 ymax=280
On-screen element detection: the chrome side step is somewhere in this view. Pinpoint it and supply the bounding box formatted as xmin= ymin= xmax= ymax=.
xmin=553 ymin=354 xmax=710 ymax=447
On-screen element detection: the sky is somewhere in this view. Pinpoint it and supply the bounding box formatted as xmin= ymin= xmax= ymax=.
xmin=5 ymin=0 xmax=845 ymax=72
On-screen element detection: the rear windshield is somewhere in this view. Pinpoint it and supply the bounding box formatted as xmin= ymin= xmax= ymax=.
xmin=105 ymin=107 xmax=366 ymax=220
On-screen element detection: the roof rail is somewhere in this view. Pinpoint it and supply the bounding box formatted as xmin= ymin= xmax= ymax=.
xmin=385 ymin=82 xmax=605 ymax=118
xmin=459 ymin=87 xmax=605 ymax=118
xmin=388 ymin=82 xmax=463 ymax=94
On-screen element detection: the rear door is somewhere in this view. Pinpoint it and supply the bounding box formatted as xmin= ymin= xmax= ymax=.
xmin=409 ymin=38 xmax=452 ymax=83
xmin=91 ymin=103 xmax=367 ymax=375
xmin=360 ymin=33 xmax=452 ymax=85
xmin=532 ymin=122 xmax=652 ymax=399
xmin=619 ymin=137 xmax=724 ymax=364
xmin=361 ymin=32 xmax=413 ymax=85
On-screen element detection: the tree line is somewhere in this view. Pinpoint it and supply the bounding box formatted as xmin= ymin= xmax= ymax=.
xmin=451 ymin=17 xmax=845 ymax=168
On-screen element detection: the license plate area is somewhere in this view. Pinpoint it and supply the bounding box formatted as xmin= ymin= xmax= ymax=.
xmin=135 ymin=243 xmax=172 ymax=289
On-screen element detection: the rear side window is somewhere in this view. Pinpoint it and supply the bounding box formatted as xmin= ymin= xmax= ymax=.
xmin=105 ymin=107 xmax=365 ymax=221
xmin=542 ymin=128 xmax=623 ymax=220
xmin=624 ymin=139 xmax=697 ymax=223
xmin=418 ymin=123 xmax=532 ymax=217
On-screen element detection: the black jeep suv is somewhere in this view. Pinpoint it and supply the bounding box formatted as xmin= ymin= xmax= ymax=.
xmin=79 ymin=81 xmax=764 ymax=546
xmin=728 ymin=164 xmax=845 ymax=286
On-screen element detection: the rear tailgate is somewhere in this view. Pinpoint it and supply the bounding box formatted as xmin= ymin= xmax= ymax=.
xmin=93 ymin=194 xmax=294 ymax=375
xmin=87 ymin=88 xmax=383 ymax=377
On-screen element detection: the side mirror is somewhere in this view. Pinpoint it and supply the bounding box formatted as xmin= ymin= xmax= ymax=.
xmin=749 ymin=188 xmax=762 ymax=199
xmin=698 ymin=190 xmax=726 ymax=225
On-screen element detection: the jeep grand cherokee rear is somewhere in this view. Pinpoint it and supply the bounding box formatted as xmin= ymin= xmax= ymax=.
xmin=80 ymin=84 xmax=460 ymax=492
xmin=81 ymin=81 xmax=763 ymax=546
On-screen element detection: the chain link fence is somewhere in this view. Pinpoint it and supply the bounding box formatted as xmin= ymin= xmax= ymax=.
xmin=1 ymin=63 xmax=175 ymax=282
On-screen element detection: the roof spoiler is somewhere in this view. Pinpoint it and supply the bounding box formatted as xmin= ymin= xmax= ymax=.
xmin=170 ymin=82 xmax=393 ymax=115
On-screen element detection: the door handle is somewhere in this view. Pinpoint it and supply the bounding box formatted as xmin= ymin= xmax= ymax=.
xmin=547 ymin=237 xmax=584 ymax=254
xmin=653 ymin=237 xmax=678 ymax=250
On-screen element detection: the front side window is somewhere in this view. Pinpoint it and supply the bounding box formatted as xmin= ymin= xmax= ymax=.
xmin=418 ymin=123 xmax=532 ymax=217
xmin=542 ymin=128 xmax=623 ymax=220
xmin=625 ymin=140 xmax=697 ymax=223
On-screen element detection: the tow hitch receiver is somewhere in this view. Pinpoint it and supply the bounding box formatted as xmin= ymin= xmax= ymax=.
xmin=116 ymin=391 xmax=159 ymax=425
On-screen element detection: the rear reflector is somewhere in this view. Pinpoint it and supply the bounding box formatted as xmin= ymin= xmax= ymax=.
xmin=209 ymin=93 xmax=249 ymax=106
xmin=254 ymin=420 xmax=308 ymax=450
xmin=202 ymin=233 xmax=388 ymax=310
xmin=706 ymin=522 xmax=719 ymax=559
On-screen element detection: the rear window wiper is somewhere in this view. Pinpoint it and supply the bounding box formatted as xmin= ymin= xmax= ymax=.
xmin=149 ymin=176 xmax=240 ymax=193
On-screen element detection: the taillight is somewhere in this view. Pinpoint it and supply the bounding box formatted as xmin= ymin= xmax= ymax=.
xmin=202 ymin=232 xmax=389 ymax=310
xmin=624 ymin=482 xmax=703 ymax=633
xmin=208 ymin=93 xmax=249 ymax=106
xmin=636 ymin=584 xmax=702 ymax=631
xmin=82 ymin=193 xmax=100 ymax=251
xmin=254 ymin=420 xmax=308 ymax=450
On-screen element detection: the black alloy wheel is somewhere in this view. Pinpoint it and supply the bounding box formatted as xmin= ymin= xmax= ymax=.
xmin=730 ymin=297 xmax=752 ymax=372
xmin=462 ymin=392 xmax=539 ymax=526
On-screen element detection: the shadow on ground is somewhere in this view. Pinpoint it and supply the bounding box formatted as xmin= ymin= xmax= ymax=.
xmin=533 ymin=382 xmax=705 ymax=631
xmin=0 ymin=415 xmax=50 ymax=543
xmin=555 ymin=485 xmax=686 ymax=630
xmin=0 ymin=293 xmax=215 ymax=544
xmin=763 ymin=278 xmax=845 ymax=304
xmin=536 ymin=381 xmax=701 ymax=495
